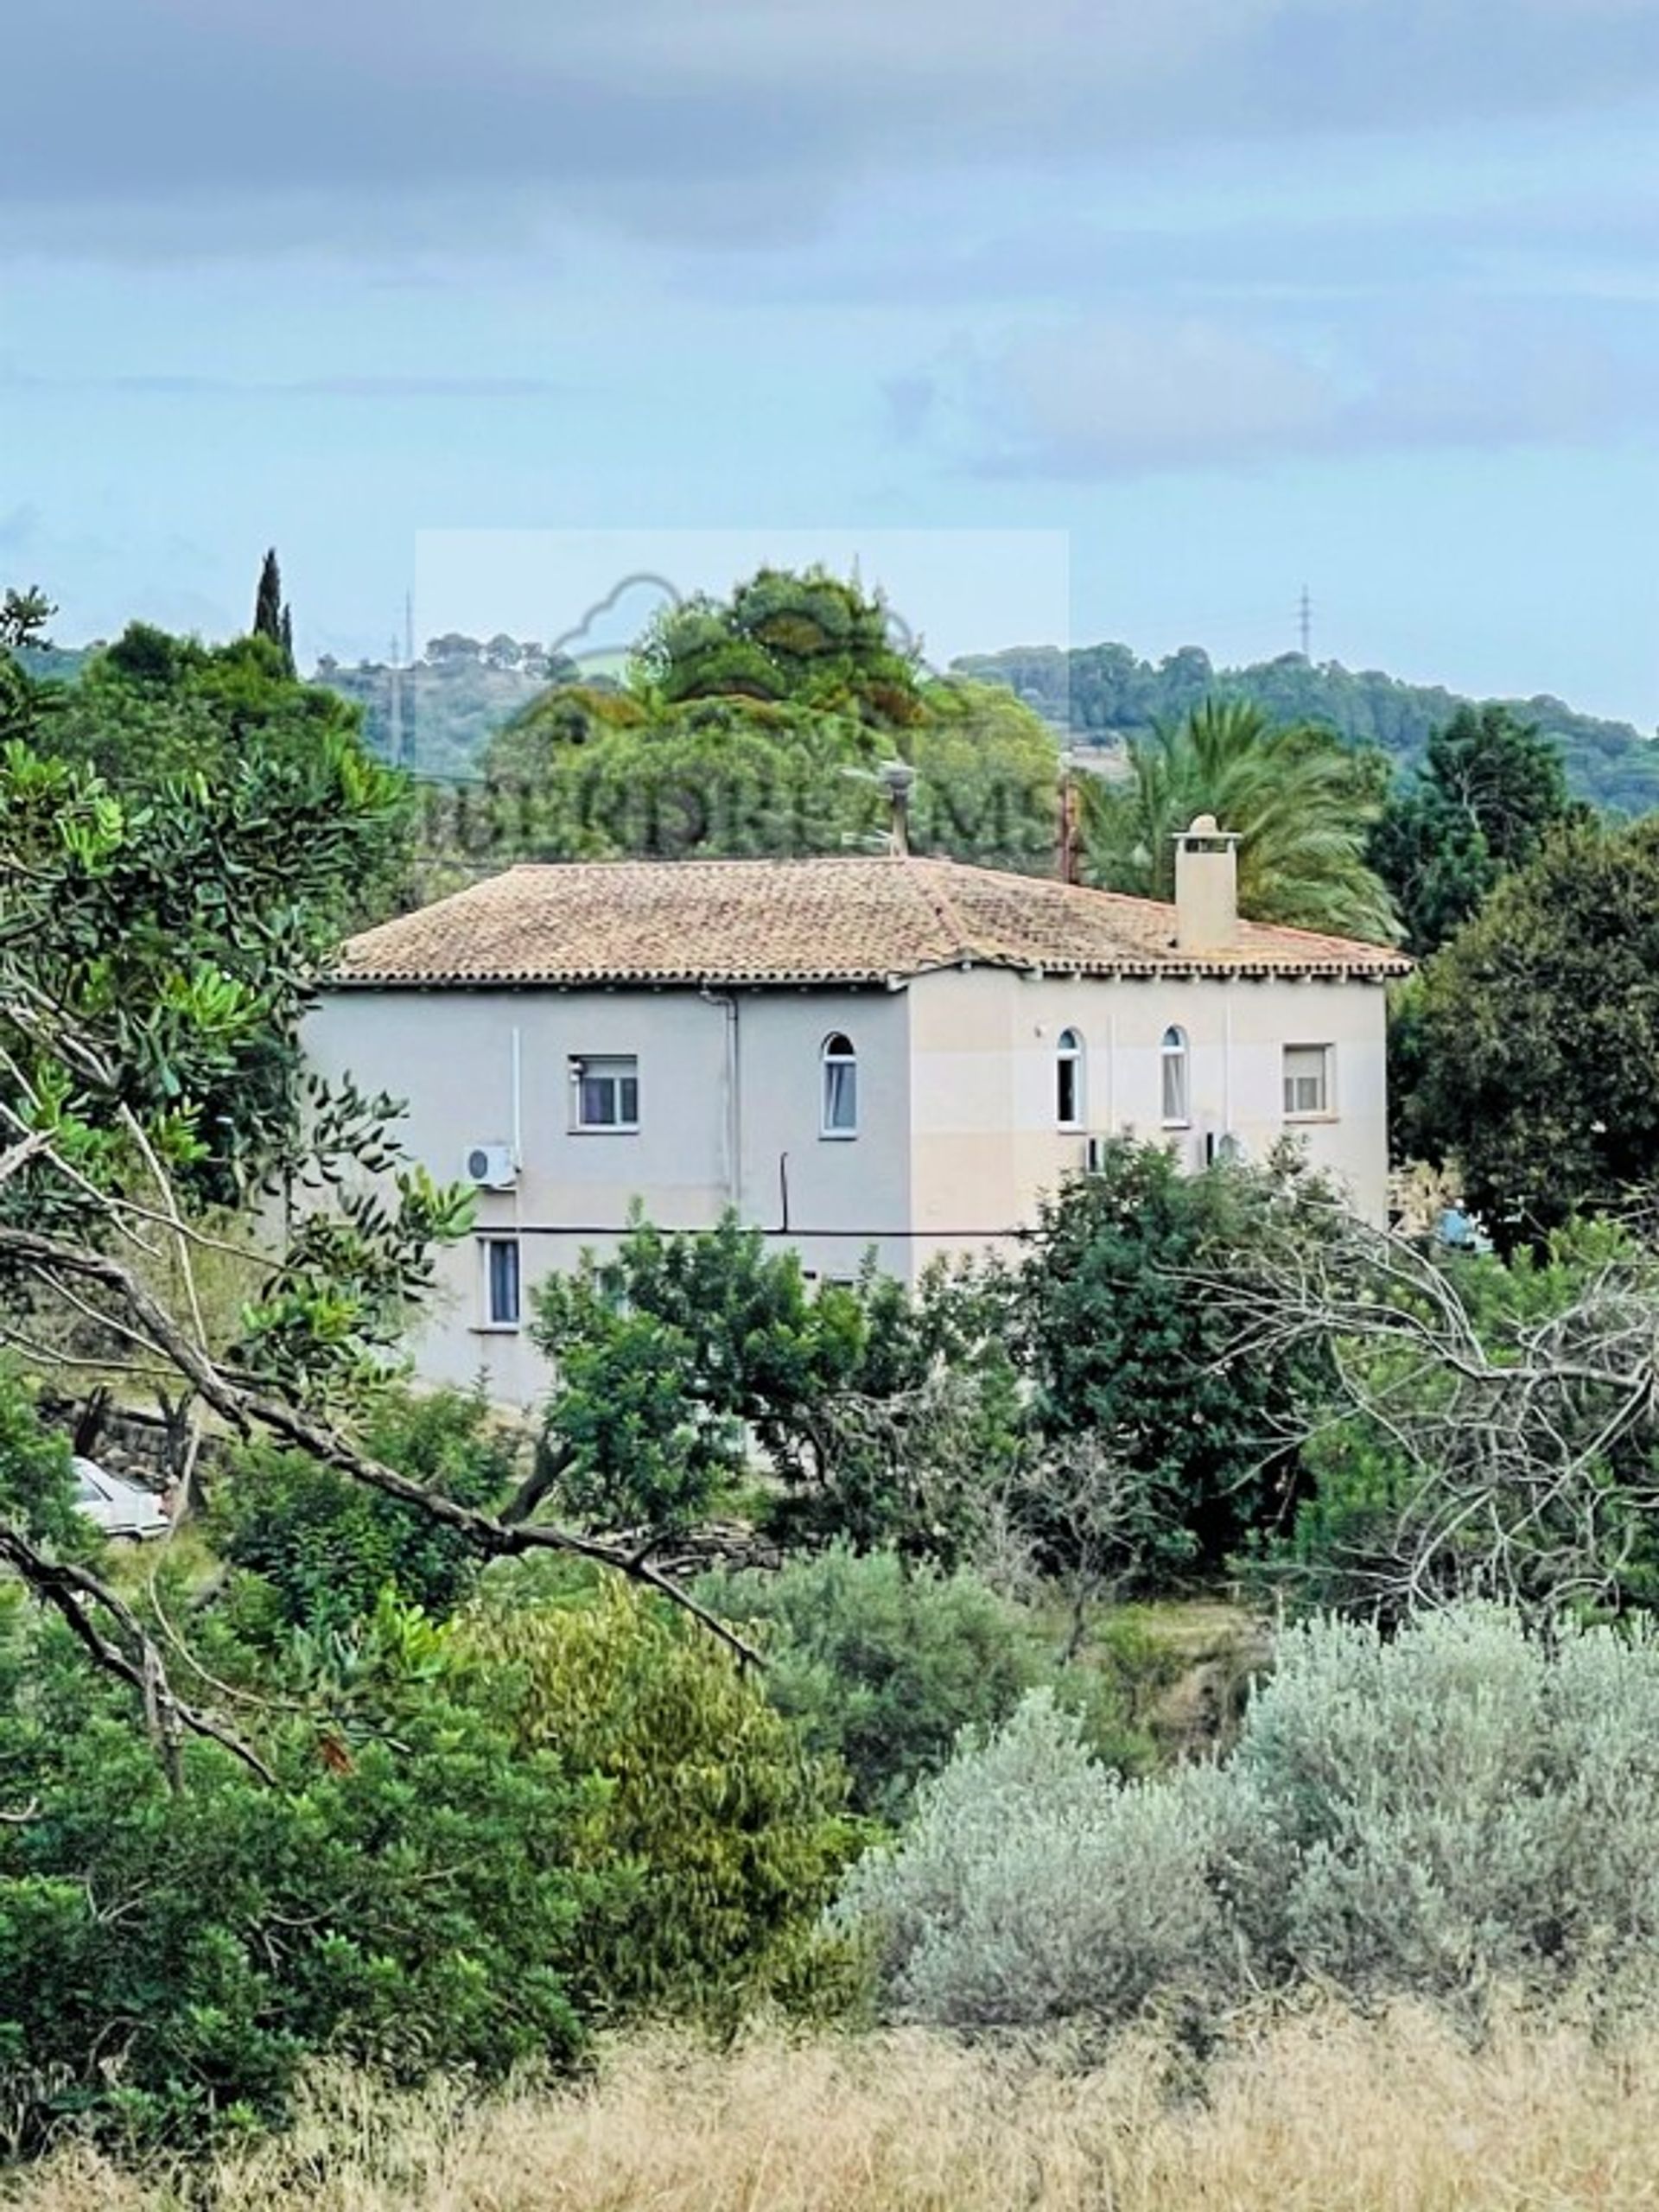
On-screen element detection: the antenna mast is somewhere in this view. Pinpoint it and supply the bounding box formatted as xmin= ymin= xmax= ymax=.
xmin=1297 ymin=584 xmax=1313 ymax=660
xmin=387 ymin=629 xmax=404 ymax=768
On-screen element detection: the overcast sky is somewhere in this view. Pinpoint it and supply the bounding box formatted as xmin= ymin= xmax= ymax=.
xmin=3 ymin=0 xmax=1656 ymax=721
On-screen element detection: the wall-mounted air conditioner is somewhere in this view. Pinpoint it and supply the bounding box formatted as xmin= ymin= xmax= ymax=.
xmin=1084 ymin=1134 xmax=1112 ymax=1173
xmin=464 ymin=1141 xmax=518 ymax=1191
xmin=1204 ymin=1129 xmax=1248 ymax=1168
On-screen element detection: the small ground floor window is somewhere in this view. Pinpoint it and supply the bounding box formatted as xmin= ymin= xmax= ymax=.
xmin=482 ymin=1235 xmax=521 ymax=1328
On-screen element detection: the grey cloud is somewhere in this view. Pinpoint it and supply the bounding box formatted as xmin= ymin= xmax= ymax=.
xmin=5 ymin=0 xmax=1659 ymax=257
xmin=954 ymin=302 xmax=1659 ymax=477
xmin=684 ymin=181 xmax=1659 ymax=315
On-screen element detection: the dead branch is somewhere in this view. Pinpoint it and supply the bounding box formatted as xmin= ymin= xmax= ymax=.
xmin=1192 ymin=1203 xmax=1659 ymax=1615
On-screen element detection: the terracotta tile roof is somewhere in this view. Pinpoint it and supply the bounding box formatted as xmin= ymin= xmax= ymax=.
xmin=334 ymin=858 xmax=1411 ymax=988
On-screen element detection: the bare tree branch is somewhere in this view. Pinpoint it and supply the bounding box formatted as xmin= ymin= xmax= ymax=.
xmin=0 ymin=1526 xmax=276 ymax=1786
xmin=0 ymin=1220 xmax=762 ymax=1669
xmin=1195 ymin=1203 xmax=1659 ymax=1615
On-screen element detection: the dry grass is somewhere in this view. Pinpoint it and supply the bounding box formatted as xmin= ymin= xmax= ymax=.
xmin=10 ymin=2001 xmax=1659 ymax=2211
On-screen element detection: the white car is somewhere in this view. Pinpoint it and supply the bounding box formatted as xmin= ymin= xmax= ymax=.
xmin=71 ymin=1457 xmax=171 ymax=1541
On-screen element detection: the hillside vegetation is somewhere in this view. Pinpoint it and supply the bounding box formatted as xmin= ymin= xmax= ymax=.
xmin=956 ymin=639 xmax=1659 ymax=814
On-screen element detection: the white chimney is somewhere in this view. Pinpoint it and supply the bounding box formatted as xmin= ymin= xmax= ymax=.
xmin=1173 ymin=815 xmax=1240 ymax=951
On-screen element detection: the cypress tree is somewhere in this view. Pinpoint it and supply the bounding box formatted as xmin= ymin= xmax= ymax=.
xmin=254 ymin=550 xmax=296 ymax=677
xmin=254 ymin=549 xmax=283 ymax=645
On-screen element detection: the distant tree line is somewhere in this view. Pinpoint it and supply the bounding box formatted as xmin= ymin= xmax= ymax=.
xmin=955 ymin=640 xmax=1659 ymax=816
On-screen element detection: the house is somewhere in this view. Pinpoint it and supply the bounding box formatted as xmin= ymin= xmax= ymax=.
xmin=308 ymin=825 xmax=1409 ymax=1407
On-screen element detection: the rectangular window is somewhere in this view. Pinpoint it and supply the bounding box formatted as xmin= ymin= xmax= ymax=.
xmin=483 ymin=1236 xmax=521 ymax=1329
xmin=1283 ymin=1044 xmax=1332 ymax=1119
xmin=572 ymin=1054 xmax=639 ymax=1132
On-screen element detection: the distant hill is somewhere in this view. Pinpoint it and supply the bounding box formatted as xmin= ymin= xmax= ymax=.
xmin=313 ymin=636 xmax=576 ymax=782
xmin=20 ymin=625 xmax=1656 ymax=815
xmin=950 ymin=644 xmax=1659 ymax=816
xmin=16 ymin=643 xmax=94 ymax=685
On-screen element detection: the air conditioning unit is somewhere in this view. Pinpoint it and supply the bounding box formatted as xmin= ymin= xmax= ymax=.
xmin=464 ymin=1141 xmax=517 ymax=1191
xmin=1204 ymin=1129 xmax=1248 ymax=1168
xmin=1084 ymin=1134 xmax=1112 ymax=1173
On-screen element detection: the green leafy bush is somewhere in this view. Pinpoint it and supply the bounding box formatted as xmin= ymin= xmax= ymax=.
xmin=0 ymin=1594 xmax=601 ymax=2148
xmin=695 ymin=1547 xmax=1045 ymax=1822
xmin=454 ymin=1581 xmax=863 ymax=2030
xmin=218 ymin=1386 xmax=516 ymax=1631
xmin=842 ymin=1605 xmax=1659 ymax=2031
xmin=532 ymin=1213 xmax=1020 ymax=1558
xmin=1010 ymin=1141 xmax=1333 ymax=1575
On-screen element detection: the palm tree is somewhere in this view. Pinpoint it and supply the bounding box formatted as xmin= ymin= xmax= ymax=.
xmin=1080 ymin=699 xmax=1399 ymax=944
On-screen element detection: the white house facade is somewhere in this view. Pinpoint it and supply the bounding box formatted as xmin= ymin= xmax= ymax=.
xmin=308 ymin=836 xmax=1408 ymax=1408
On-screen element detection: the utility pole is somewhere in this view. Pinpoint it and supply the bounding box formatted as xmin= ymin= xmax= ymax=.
xmin=388 ymin=628 xmax=404 ymax=769
xmin=1297 ymin=584 xmax=1313 ymax=660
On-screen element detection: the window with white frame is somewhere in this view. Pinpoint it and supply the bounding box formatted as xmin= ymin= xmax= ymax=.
xmin=821 ymin=1033 xmax=858 ymax=1137
xmin=482 ymin=1236 xmax=521 ymax=1329
xmin=571 ymin=1054 xmax=639 ymax=1131
xmin=1283 ymin=1043 xmax=1333 ymax=1118
xmin=1160 ymin=1025 xmax=1190 ymax=1125
xmin=1056 ymin=1027 xmax=1084 ymax=1128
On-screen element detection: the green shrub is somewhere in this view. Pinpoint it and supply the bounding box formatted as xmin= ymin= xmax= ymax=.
xmin=454 ymin=1583 xmax=864 ymax=2030
xmin=218 ymin=1386 xmax=516 ymax=1631
xmin=531 ymin=1213 xmax=1022 ymax=1560
xmin=0 ymin=1592 xmax=601 ymax=2148
xmin=1010 ymin=1141 xmax=1333 ymax=1576
xmin=842 ymin=1605 xmax=1659 ymax=2032
xmin=695 ymin=1548 xmax=1045 ymax=1823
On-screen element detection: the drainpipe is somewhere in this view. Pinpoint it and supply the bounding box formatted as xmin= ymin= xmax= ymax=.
xmin=701 ymin=988 xmax=741 ymax=1211
xmin=1222 ymin=996 xmax=1233 ymax=1136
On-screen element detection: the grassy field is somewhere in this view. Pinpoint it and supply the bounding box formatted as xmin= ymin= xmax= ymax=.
xmin=11 ymin=2000 xmax=1659 ymax=2211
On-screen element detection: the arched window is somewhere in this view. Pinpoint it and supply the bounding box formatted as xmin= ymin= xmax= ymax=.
xmin=821 ymin=1033 xmax=858 ymax=1137
xmin=1056 ymin=1027 xmax=1084 ymax=1128
xmin=1160 ymin=1025 xmax=1190 ymax=1126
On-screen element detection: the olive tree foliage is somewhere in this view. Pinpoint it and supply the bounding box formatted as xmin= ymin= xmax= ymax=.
xmin=842 ymin=1606 xmax=1659 ymax=2031
xmin=0 ymin=619 xmax=755 ymax=1783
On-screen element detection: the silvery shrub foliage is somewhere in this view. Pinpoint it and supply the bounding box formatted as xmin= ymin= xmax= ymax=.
xmin=839 ymin=1605 xmax=1659 ymax=2027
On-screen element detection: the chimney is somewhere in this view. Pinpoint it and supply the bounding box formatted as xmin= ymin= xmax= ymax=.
xmin=1057 ymin=758 xmax=1081 ymax=885
xmin=1173 ymin=814 xmax=1240 ymax=950
xmin=879 ymin=760 xmax=916 ymax=858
